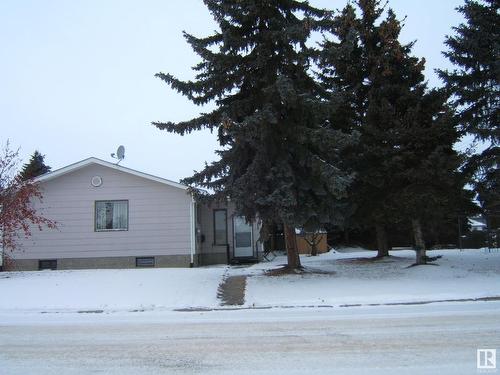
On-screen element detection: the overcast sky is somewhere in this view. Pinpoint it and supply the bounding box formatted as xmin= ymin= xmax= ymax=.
xmin=0 ymin=0 xmax=464 ymax=182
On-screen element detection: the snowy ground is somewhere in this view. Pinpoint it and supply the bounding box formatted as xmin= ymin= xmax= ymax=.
xmin=1 ymin=248 xmax=499 ymax=374
xmin=0 ymin=248 xmax=499 ymax=314
xmin=243 ymin=248 xmax=500 ymax=308
xmin=0 ymin=266 xmax=225 ymax=313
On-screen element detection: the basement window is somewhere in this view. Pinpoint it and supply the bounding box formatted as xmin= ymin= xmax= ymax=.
xmin=39 ymin=259 xmax=57 ymax=270
xmin=136 ymin=257 xmax=155 ymax=268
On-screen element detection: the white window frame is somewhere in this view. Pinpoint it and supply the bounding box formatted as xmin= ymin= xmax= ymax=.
xmin=94 ymin=200 xmax=129 ymax=232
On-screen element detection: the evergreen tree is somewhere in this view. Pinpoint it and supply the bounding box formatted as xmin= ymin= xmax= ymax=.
xmin=317 ymin=3 xmax=367 ymax=248
xmin=391 ymin=89 xmax=476 ymax=264
xmin=19 ymin=151 xmax=51 ymax=181
xmin=153 ymin=0 xmax=354 ymax=269
xmin=320 ymin=0 xmax=474 ymax=264
xmin=438 ymin=0 xmax=499 ymax=217
xmin=320 ymin=1 xmax=425 ymax=257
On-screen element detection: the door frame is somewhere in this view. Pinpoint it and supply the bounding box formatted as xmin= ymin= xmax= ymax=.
xmin=232 ymin=215 xmax=255 ymax=259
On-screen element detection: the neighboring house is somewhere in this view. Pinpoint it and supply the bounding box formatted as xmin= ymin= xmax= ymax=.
xmin=469 ymin=217 xmax=487 ymax=232
xmin=8 ymin=158 xmax=262 ymax=271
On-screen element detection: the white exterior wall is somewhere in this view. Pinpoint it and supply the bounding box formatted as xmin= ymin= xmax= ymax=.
xmin=12 ymin=164 xmax=192 ymax=260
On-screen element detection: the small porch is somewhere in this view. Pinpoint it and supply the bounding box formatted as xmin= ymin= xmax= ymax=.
xmin=196 ymin=202 xmax=262 ymax=266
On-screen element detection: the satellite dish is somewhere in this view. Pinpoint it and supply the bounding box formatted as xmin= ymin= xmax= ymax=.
xmin=111 ymin=145 xmax=125 ymax=164
xmin=117 ymin=145 xmax=125 ymax=160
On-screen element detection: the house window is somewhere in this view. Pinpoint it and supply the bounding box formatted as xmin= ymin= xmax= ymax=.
xmin=95 ymin=200 xmax=128 ymax=231
xmin=213 ymin=209 xmax=227 ymax=245
xmin=136 ymin=257 xmax=155 ymax=267
xmin=39 ymin=259 xmax=57 ymax=270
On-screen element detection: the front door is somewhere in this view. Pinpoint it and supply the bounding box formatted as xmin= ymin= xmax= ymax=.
xmin=233 ymin=216 xmax=253 ymax=258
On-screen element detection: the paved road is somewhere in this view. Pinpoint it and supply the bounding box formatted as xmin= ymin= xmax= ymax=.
xmin=1 ymin=303 xmax=499 ymax=374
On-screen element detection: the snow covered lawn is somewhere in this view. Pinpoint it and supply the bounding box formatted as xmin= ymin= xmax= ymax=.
xmin=0 ymin=248 xmax=498 ymax=314
xmin=0 ymin=267 xmax=226 ymax=313
xmin=244 ymin=248 xmax=500 ymax=307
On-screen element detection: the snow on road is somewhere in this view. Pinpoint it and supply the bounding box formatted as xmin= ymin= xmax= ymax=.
xmin=1 ymin=302 xmax=499 ymax=375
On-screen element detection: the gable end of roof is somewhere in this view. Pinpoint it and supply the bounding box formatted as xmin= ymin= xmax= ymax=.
xmin=35 ymin=157 xmax=188 ymax=191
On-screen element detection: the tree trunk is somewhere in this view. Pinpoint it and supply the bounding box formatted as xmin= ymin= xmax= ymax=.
xmin=375 ymin=223 xmax=389 ymax=257
xmin=343 ymin=227 xmax=350 ymax=245
xmin=412 ymin=218 xmax=426 ymax=265
xmin=270 ymin=230 xmax=276 ymax=252
xmin=284 ymin=224 xmax=301 ymax=269
xmin=310 ymin=236 xmax=318 ymax=256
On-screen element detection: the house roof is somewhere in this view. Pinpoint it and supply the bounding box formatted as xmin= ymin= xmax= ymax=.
xmin=468 ymin=218 xmax=486 ymax=227
xmin=35 ymin=157 xmax=188 ymax=191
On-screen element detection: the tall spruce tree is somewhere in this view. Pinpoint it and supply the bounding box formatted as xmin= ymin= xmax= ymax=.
xmin=320 ymin=1 xmax=426 ymax=257
xmin=317 ymin=4 xmax=366 ymax=247
xmin=320 ymin=0 xmax=473 ymax=264
xmin=19 ymin=151 xmax=51 ymax=181
xmin=390 ymin=89 xmax=475 ymax=264
xmin=153 ymin=0 xmax=353 ymax=269
xmin=438 ymin=0 xmax=499 ymax=217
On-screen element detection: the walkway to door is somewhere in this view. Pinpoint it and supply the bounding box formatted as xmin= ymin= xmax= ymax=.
xmin=217 ymin=271 xmax=247 ymax=306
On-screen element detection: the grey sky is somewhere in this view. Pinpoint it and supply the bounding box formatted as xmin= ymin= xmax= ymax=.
xmin=1 ymin=0 xmax=464 ymax=182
